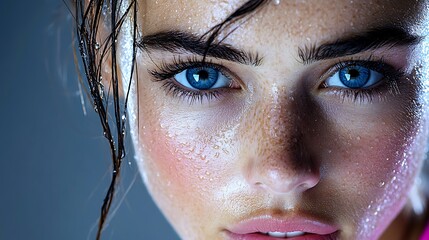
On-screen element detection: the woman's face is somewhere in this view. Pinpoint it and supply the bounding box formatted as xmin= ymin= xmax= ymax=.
xmin=121 ymin=0 xmax=429 ymax=239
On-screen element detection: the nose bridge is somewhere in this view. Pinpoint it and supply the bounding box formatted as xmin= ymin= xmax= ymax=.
xmin=241 ymin=84 xmax=319 ymax=194
xmin=265 ymin=85 xmax=298 ymax=147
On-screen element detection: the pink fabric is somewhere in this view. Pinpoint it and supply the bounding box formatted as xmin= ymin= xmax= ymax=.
xmin=421 ymin=223 xmax=429 ymax=240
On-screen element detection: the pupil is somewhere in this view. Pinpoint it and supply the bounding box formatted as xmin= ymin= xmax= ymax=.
xmin=347 ymin=68 xmax=360 ymax=79
xmin=198 ymin=70 xmax=209 ymax=80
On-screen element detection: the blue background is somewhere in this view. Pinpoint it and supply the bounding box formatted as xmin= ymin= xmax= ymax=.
xmin=0 ymin=1 xmax=178 ymax=239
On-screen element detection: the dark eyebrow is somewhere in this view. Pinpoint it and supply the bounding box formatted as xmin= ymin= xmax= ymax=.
xmin=298 ymin=26 xmax=422 ymax=64
xmin=138 ymin=30 xmax=263 ymax=66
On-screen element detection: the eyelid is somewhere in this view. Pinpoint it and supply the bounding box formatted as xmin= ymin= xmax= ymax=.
xmin=318 ymin=59 xmax=399 ymax=89
xmin=150 ymin=56 xmax=229 ymax=79
xmin=147 ymin=55 xmax=245 ymax=104
xmin=313 ymin=56 xmax=408 ymax=104
xmin=148 ymin=55 xmax=244 ymax=89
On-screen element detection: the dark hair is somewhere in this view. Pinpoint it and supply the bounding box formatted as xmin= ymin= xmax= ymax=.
xmin=71 ymin=0 xmax=269 ymax=239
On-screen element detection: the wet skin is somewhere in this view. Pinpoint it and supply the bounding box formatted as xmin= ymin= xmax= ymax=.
xmin=117 ymin=0 xmax=429 ymax=239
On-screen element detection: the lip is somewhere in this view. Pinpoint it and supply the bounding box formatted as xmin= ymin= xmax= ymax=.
xmin=226 ymin=215 xmax=338 ymax=240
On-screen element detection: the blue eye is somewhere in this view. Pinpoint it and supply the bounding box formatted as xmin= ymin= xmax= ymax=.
xmin=326 ymin=65 xmax=384 ymax=89
xmin=174 ymin=67 xmax=231 ymax=90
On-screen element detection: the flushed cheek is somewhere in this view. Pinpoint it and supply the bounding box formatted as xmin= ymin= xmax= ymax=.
xmin=325 ymin=106 xmax=427 ymax=239
xmin=136 ymin=106 xmax=242 ymax=238
xmin=354 ymin=129 xmax=424 ymax=239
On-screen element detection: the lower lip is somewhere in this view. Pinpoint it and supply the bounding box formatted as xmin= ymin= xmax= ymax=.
xmin=226 ymin=232 xmax=338 ymax=240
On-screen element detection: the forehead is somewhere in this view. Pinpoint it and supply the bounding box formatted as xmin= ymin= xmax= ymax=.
xmin=139 ymin=0 xmax=426 ymax=37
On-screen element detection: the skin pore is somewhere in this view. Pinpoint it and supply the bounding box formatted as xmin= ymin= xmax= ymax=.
xmin=112 ymin=0 xmax=429 ymax=239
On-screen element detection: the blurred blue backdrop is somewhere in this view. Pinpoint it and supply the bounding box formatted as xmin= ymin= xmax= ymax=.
xmin=0 ymin=1 xmax=178 ymax=239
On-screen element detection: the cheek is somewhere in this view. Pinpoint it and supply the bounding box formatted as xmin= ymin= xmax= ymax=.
xmin=318 ymin=97 xmax=428 ymax=238
xmin=135 ymin=93 xmax=244 ymax=237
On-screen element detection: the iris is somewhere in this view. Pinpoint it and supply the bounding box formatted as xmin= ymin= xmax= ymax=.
xmin=338 ymin=66 xmax=371 ymax=89
xmin=185 ymin=67 xmax=219 ymax=90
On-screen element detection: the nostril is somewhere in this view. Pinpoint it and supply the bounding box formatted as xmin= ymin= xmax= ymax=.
xmin=297 ymin=172 xmax=320 ymax=191
xmin=250 ymin=169 xmax=320 ymax=194
xmin=254 ymin=182 xmax=264 ymax=188
xmin=296 ymin=182 xmax=316 ymax=192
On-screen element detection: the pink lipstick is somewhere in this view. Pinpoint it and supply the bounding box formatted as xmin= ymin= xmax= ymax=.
xmin=226 ymin=215 xmax=338 ymax=239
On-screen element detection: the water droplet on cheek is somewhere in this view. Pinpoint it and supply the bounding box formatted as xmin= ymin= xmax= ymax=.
xmin=222 ymin=148 xmax=230 ymax=155
xmin=390 ymin=176 xmax=397 ymax=184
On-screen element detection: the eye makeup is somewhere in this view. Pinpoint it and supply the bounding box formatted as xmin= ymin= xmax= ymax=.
xmin=148 ymin=56 xmax=241 ymax=103
xmin=147 ymin=53 xmax=409 ymax=105
xmin=319 ymin=58 xmax=406 ymax=104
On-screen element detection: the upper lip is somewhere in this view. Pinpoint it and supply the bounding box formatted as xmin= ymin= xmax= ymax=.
xmin=227 ymin=214 xmax=338 ymax=235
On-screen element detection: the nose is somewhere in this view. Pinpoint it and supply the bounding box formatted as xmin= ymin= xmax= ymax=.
xmin=241 ymin=86 xmax=320 ymax=195
xmin=246 ymin=154 xmax=320 ymax=194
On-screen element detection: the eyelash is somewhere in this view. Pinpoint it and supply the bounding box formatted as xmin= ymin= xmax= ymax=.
xmin=321 ymin=57 xmax=405 ymax=103
xmin=148 ymin=56 xmax=233 ymax=103
xmin=148 ymin=56 xmax=405 ymax=104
